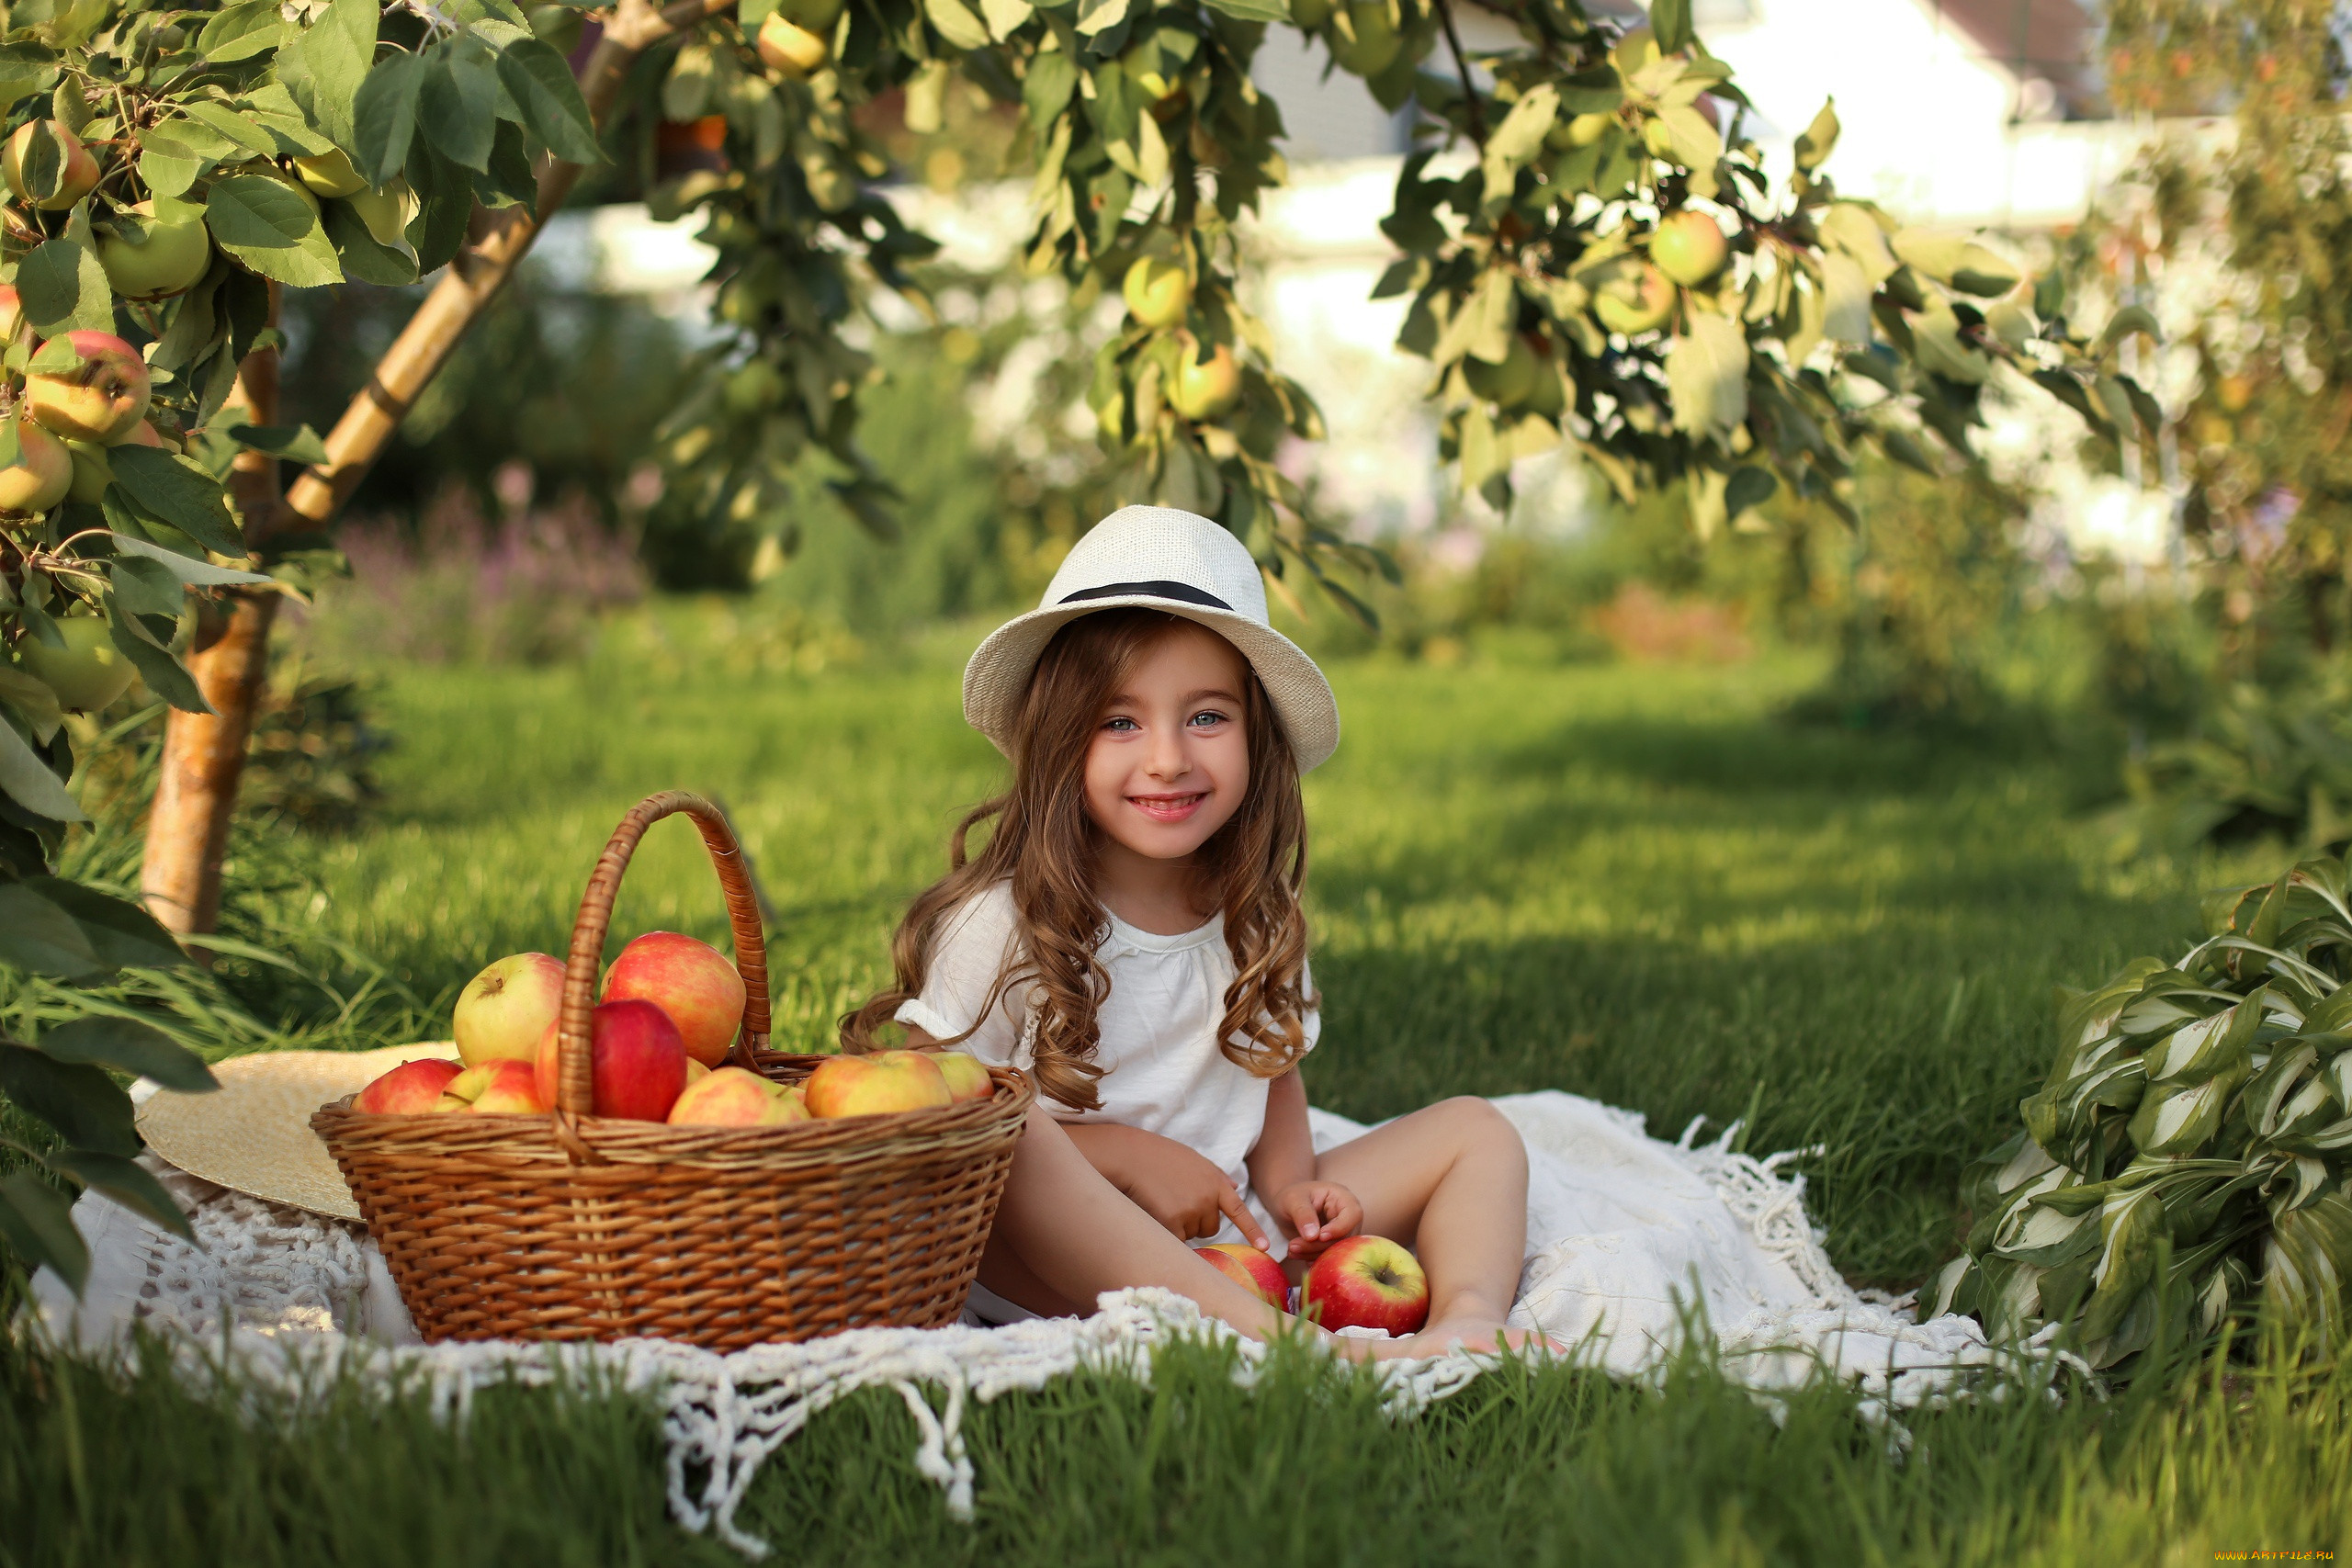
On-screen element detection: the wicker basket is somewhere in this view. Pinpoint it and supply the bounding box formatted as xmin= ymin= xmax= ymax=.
xmin=311 ymin=790 xmax=1034 ymax=1348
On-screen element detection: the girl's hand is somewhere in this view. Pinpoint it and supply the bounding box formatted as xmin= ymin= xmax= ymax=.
xmin=1066 ymin=1123 xmax=1271 ymax=1248
xmin=1271 ymin=1181 xmax=1362 ymax=1258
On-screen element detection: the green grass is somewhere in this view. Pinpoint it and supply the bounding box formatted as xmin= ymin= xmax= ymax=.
xmin=6 ymin=626 xmax=2345 ymax=1564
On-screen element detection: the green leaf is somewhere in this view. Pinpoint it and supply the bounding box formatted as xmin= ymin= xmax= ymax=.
xmin=109 ymin=557 xmax=187 ymax=621
xmin=233 ymin=83 xmax=337 ymax=155
xmin=197 ymin=0 xmax=287 ymax=61
xmin=0 ymin=1173 xmax=86 ymax=1294
xmin=106 ymin=534 xmax=269 ymax=588
xmin=1666 ymin=310 xmax=1749 ymax=441
xmin=2100 ymin=304 xmax=2163 ymax=352
xmin=0 ymin=44 xmax=62 ymax=115
xmin=17 ymin=237 xmax=113 ymax=335
xmin=1651 ymin=0 xmax=1694 ymax=54
xmin=40 ymin=1016 xmax=213 ymax=1092
xmin=176 ymin=99 xmax=282 ymax=156
xmin=0 ymin=1043 xmax=134 ymax=1153
xmin=494 ymin=38 xmax=602 ymax=166
xmin=205 ymin=175 xmax=343 ymax=288
xmin=1793 ymin=97 xmax=1838 ymax=172
xmin=107 ymin=448 xmax=242 ymax=557
xmin=1202 ymin=0 xmax=1286 ymax=19
xmin=42 ymin=1147 xmax=192 ymax=1241
xmin=421 ymin=39 xmax=501 ymax=172
xmin=0 ymin=716 xmax=83 ymax=825
xmin=923 ymin=0 xmax=992 ymax=50
xmin=0 ymin=881 xmax=98 ymax=976
xmin=223 ymin=423 xmax=331 ymax=466
xmin=1023 ymin=50 xmax=1076 ymax=132
xmin=1554 ymin=65 xmax=1623 ymax=115
xmin=1075 ymin=0 xmax=1131 ymax=36
xmin=275 ymin=0 xmax=377 ymax=149
xmin=103 ymin=601 xmax=210 ymax=716
xmin=1724 ymin=465 xmax=1776 ymax=519
xmin=351 ymin=49 xmax=425 ymax=186
xmin=23 ymin=877 xmax=189 ymax=971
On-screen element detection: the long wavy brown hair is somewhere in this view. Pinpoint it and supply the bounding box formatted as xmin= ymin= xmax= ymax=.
xmin=841 ymin=609 xmax=1315 ymax=1111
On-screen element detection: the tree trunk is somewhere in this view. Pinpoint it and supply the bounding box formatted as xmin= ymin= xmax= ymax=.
xmin=140 ymin=293 xmax=284 ymax=942
xmin=139 ymin=0 xmax=732 ymax=939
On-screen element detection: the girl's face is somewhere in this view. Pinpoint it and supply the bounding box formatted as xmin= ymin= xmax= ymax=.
xmin=1081 ymin=622 xmax=1251 ymax=864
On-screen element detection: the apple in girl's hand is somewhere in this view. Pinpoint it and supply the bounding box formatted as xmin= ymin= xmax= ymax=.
xmin=668 ymin=1066 xmax=808 ymax=1127
xmin=601 ymin=931 xmax=746 ymax=1066
xmin=1195 ymin=1243 xmax=1288 ymax=1309
xmin=803 ymin=1050 xmax=951 ymax=1117
xmin=922 ymin=1049 xmax=993 ymax=1103
xmin=353 ymin=1057 xmax=461 ymax=1114
xmin=454 ymin=953 xmax=566 ymax=1066
xmin=1302 ymin=1235 xmax=1430 ymax=1335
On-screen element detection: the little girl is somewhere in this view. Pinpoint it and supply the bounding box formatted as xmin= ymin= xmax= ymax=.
xmin=842 ymin=506 xmax=1537 ymax=1356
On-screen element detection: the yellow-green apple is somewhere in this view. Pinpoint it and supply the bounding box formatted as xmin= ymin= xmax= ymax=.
xmin=292 ymin=147 xmax=370 ymax=197
xmin=777 ymin=0 xmax=845 ymax=29
xmin=1463 ymin=333 xmax=1541 ymax=408
xmin=96 ymin=202 xmax=212 ymax=300
xmin=1290 ymin=0 xmax=1335 ymax=27
xmin=353 ymin=1056 xmax=461 ymax=1113
xmin=1563 ymin=110 xmax=1612 ymax=147
xmin=803 ymin=1049 xmax=951 ymax=1118
xmin=1196 ymin=1243 xmax=1288 ymax=1308
xmin=0 ymin=419 xmax=72 ymax=513
xmin=0 ymin=286 xmax=24 ymax=342
xmin=600 ymin=931 xmax=746 ymax=1066
xmin=1328 ymin=0 xmax=1400 ymax=74
xmin=1302 ymin=1235 xmax=1430 ymax=1335
xmin=922 ymin=1049 xmax=992 ymax=1103
xmin=1123 ymin=254 xmax=1192 ymax=330
xmin=1590 ymin=260 xmax=1675 ymax=335
xmin=667 ymin=1065 xmax=810 ymax=1127
xmin=582 ymin=998 xmax=690 ymax=1119
xmin=348 ymin=179 xmax=418 ymax=249
xmin=17 ymin=616 xmax=133 ymax=711
xmin=449 ymin=1058 xmax=545 ymax=1114
xmin=453 ymin=952 xmax=566 ymax=1066
xmin=684 ymin=1058 xmax=711 ymax=1086
xmin=757 ymin=13 xmax=828 ymax=75
xmin=1169 ymin=333 xmax=1241 ymax=420
xmin=26 ymin=333 xmax=153 ymax=442
xmin=4 ymin=121 xmax=99 ymax=210
xmin=1650 ymin=210 xmax=1729 ymax=287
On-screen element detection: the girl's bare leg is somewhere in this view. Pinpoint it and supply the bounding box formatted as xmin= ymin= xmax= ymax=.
xmin=1311 ymin=1097 xmax=1542 ymax=1357
xmin=978 ymin=1108 xmax=1298 ymax=1339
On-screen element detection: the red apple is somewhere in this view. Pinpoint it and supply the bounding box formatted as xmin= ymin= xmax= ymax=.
xmin=922 ymin=1049 xmax=993 ymax=1103
xmin=667 ymin=1065 xmax=809 ymax=1127
xmin=546 ymin=998 xmax=691 ymax=1121
xmin=1196 ymin=1243 xmax=1288 ymax=1308
xmin=600 ymin=931 xmax=747 ymax=1066
xmin=26 ymin=333 xmax=153 ymax=443
xmin=0 ymin=286 xmax=26 ymax=343
xmin=1302 ymin=1235 xmax=1430 ymax=1336
xmin=353 ymin=1057 xmax=461 ymax=1114
xmin=453 ymin=952 xmax=566 ymax=1066
xmin=803 ymin=1050 xmax=951 ymax=1118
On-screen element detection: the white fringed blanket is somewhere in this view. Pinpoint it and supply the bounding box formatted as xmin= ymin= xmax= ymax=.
xmin=22 ymin=1091 xmax=2053 ymax=1558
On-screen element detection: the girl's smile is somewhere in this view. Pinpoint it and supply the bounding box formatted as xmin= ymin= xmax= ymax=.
xmin=1126 ymin=790 xmax=1207 ymax=823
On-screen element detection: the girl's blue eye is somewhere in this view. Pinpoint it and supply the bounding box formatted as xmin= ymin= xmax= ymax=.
xmin=1188 ymin=710 xmax=1229 ymax=728
xmin=1103 ymin=716 xmax=1140 ymax=732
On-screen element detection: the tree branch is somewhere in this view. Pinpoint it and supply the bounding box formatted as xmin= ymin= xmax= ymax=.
xmin=1430 ymin=0 xmax=1487 ymax=148
xmin=278 ymin=0 xmax=738 ymax=531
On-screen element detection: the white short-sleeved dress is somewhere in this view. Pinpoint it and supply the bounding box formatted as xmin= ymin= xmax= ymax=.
xmin=894 ymin=881 xmax=1318 ymax=1258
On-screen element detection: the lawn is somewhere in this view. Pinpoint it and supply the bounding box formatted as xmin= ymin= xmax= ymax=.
xmin=4 ymin=625 xmax=2346 ymax=1565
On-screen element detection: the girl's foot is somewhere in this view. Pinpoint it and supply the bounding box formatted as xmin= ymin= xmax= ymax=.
xmin=1367 ymin=1314 xmax=1563 ymax=1360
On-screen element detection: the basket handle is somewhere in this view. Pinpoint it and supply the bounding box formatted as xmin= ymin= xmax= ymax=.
xmin=556 ymin=791 xmax=774 ymax=1117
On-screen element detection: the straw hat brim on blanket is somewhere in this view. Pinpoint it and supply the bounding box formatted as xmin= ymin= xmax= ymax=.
xmin=136 ymin=1043 xmax=459 ymax=1221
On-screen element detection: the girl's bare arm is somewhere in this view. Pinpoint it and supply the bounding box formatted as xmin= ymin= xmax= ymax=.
xmin=1247 ymin=1069 xmax=1362 ymax=1258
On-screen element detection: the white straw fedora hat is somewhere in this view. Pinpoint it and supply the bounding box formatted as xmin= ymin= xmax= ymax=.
xmin=963 ymin=505 xmax=1340 ymax=771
